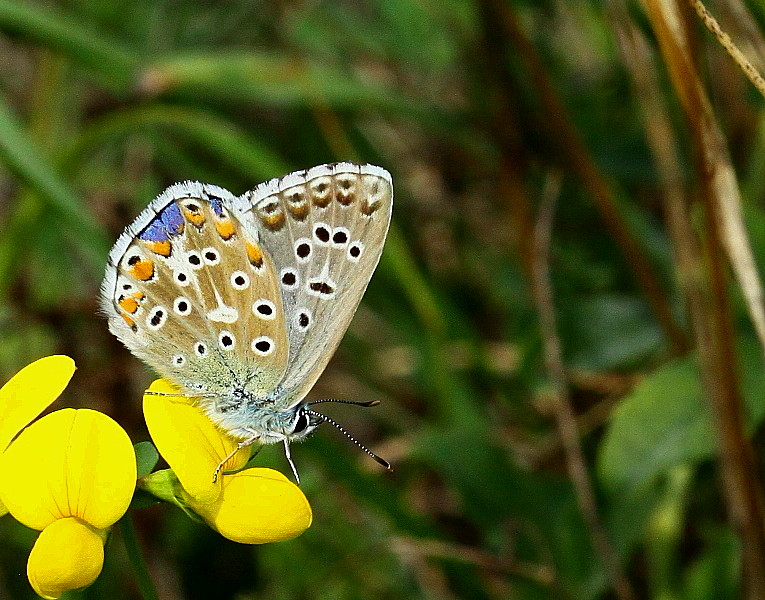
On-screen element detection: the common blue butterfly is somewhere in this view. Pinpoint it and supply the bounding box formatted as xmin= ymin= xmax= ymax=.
xmin=100 ymin=163 xmax=393 ymax=480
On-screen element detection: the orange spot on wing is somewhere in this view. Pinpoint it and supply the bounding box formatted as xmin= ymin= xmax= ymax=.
xmin=184 ymin=212 xmax=206 ymax=227
xmin=288 ymin=203 xmax=309 ymax=220
xmin=130 ymin=260 xmax=154 ymax=281
xmin=119 ymin=297 xmax=139 ymax=314
xmin=120 ymin=314 xmax=137 ymax=330
xmin=216 ymin=220 xmax=236 ymax=240
xmin=245 ymin=243 xmax=264 ymax=268
xmin=148 ymin=241 xmax=171 ymax=256
xmin=262 ymin=213 xmax=285 ymax=231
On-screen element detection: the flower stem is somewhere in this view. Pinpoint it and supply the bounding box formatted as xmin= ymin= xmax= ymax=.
xmin=118 ymin=512 xmax=160 ymax=600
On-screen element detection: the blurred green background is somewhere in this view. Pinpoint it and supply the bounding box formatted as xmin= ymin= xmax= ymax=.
xmin=3 ymin=0 xmax=765 ymax=598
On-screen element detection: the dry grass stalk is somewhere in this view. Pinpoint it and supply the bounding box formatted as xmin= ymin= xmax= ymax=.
xmin=531 ymin=171 xmax=637 ymax=600
xmin=644 ymin=1 xmax=765 ymax=596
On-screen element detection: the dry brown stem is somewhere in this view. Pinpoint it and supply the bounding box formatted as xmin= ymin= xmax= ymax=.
xmin=479 ymin=0 xmax=689 ymax=356
xmin=530 ymin=171 xmax=637 ymax=600
xmin=643 ymin=1 xmax=765 ymax=596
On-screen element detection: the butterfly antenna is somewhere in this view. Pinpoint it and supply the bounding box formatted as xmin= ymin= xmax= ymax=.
xmin=143 ymin=390 xmax=218 ymax=399
xmin=307 ymin=409 xmax=392 ymax=471
xmin=283 ymin=440 xmax=301 ymax=485
xmin=308 ymin=398 xmax=380 ymax=408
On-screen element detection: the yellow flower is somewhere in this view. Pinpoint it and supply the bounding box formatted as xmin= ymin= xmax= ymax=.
xmin=27 ymin=518 xmax=106 ymax=599
xmin=0 ymin=357 xmax=136 ymax=599
xmin=0 ymin=355 xmax=75 ymax=452
xmin=1 ymin=409 xmax=136 ymax=530
xmin=142 ymin=379 xmax=312 ymax=544
xmin=0 ymin=355 xmax=76 ymax=518
xmin=190 ymin=467 xmax=313 ymax=544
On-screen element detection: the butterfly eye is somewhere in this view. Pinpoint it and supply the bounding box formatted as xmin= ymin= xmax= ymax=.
xmin=292 ymin=411 xmax=309 ymax=434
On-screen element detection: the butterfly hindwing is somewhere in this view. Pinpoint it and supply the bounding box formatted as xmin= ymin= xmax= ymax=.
xmin=236 ymin=163 xmax=393 ymax=409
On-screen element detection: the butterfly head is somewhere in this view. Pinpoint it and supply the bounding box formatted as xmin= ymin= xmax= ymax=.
xmin=287 ymin=404 xmax=323 ymax=441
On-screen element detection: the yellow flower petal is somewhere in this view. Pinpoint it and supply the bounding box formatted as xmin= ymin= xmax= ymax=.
xmin=189 ymin=468 xmax=312 ymax=544
xmin=27 ymin=517 xmax=104 ymax=599
xmin=0 ymin=356 xmax=75 ymax=453
xmin=0 ymin=409 xmax=136 ymax=530
xmin=143 ymin=379 xmax=249 ymax=504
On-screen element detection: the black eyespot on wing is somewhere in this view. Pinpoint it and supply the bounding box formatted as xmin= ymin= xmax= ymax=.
xmin=332 ymin=231 xmax=348 ymax=244
xmin=296 ymin=243 xmax=310 ymax=259
xmin=309 ymin=281 xmax=334 ymax=295
xmin=315 ymin=226 xmax=330 ymax=242
xmin=282 ymin=271 xmax=296 ymax=286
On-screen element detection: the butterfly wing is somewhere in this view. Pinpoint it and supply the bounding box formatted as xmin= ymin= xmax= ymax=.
xmin=234 ymin=163 xmax=393 ymax=410
xmin=100 ymin=182 xmax=290 ymax=400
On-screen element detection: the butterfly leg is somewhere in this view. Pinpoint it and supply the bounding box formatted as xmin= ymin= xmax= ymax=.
xmin=283 ymin=440 xmax=300 ymax=485
xmin=212 ymin=439 xmax=255 ymax=483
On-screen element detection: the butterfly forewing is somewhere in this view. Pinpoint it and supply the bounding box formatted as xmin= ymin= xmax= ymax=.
xmin=236 ymin=163 xmax=393 ymax=409
xmin=100 ymin=182 xmax=289 ymax=398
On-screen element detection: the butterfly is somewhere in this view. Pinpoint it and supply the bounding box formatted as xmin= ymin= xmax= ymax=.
xmin=100 ymin=163 xmax=393 ymax=481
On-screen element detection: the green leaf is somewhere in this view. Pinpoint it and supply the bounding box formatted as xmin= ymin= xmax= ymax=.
xmin=562 ymin=294 xmax=665 ymax=371
xmin=682 ymin=526 xmax=740 ymax=600
xmin=64 ymin=104 xmax=290 ymax=183
xmin=134 ymin=441 xmax=160 ymax=477
xmin=139 ymin=51 xmax=420 ymax=114
xmin=597 ymin=338 xmax=765 ymax=495
xmin=0 ymin=0 xmax=138 ymax=94
xmin=0 ymin=97 xmax=109 ymax=271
